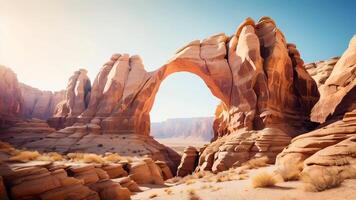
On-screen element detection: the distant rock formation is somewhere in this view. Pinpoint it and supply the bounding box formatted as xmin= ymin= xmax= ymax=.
xmin=20 ymin=83 xmax=65 ymax=120
xmin=0 ymin=66 xmax=65 ymax=129
xmin=151 ymin=117 xmax=214 ymax=141
xmin=0 ymin=65 xmax=23 ymax=128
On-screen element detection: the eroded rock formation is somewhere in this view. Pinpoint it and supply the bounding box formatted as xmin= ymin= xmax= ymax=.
xmin=1 ymin=16 xmax=323 ymax=174
xmin=0 ymin=65 xmax=22 ymax=128
xmin=0 ymin=65 xmax=65 ymax=128
xmin=49 ymin=17 xmax=319 ymax=139
xmin=277 ymin=35 xmax=356 ymax=176
xmin=20 ymin=83 xmax=65 ymax=120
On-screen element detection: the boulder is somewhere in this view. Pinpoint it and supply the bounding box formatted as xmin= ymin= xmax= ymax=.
xmin=177 ymin=146 xmax=199 ymax=176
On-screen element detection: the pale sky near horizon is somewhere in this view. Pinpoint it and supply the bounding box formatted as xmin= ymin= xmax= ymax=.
xmin=0 ymin=0 xmax=355 ymax=122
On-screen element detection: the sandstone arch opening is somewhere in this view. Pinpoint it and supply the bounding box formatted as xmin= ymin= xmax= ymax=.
xmin=149 ymin=72 xmax=219 ymax=153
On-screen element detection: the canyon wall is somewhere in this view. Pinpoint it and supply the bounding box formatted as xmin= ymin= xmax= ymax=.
xmin=151 ymin=117 xmax=214 ymax=141
xmin=0 ymin=65 xmax=65 ymax=129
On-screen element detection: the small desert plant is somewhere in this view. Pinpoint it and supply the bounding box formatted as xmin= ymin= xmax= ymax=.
xmin=251 ymin=171 xmax=280 ymax=188
xmin=187 ymin=189 xmax=201 ymax=200
xmin=9 ymin=150 xmax=40 ymax=162
xmin=164 ymin=188 xmax=173 ymax=195
xmin=103 ymin=153 xmax=122 ymax=162
xmin=149 ymin=193 xmax=158 ymax=198
xmin=67 ymin=152 xmax=84 ymax=161
xmin=38 ymin=152 xmax=63 ymax=161
xmin=82 ymin=153 xmax=104 ymax=163
xmin=0 ymin=141 xmax=18 ymax=155
xmin=276 ymin=162 xmax=301 ymax=181
xmin=185 ymin=179 xmax=196 ymax=185
xmin=301 ymin=167 xmax=344 ymax=192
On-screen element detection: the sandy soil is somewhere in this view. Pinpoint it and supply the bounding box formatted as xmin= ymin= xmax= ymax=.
xmin=132 ymin=166 xmax=356 ymax=200
xmin=155 ymin=138 xmax=209 ymax=154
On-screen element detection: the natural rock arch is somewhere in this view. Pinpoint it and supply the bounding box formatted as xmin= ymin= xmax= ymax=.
xmin=50 ymin=16 xmax=319 ymax=140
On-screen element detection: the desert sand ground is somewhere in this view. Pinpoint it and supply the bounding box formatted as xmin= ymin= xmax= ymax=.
xmin=155 ymin=138 xmax=209 ymax=154
xmin=132 ymin=166 xmax=356 ymax=200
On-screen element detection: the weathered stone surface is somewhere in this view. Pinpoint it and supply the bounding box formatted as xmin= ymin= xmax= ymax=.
xmin=277 ymin=109 xmax=356 ymax=169
xmin=20 ymin=83 xmax=65 ymax=120
xmin=177 ymin=146 xmax=198 ymax=177
xmin=311 ymin=35 xmax=356 ymax=123
xmin=102 ymin=164 xmax=128 ymax=179
xmin=0 ymin=65 xmax=22 ymax=128
xmin=128 ymin=158 xmax=164 ymax=185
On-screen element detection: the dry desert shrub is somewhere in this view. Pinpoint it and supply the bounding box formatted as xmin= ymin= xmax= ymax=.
xmin=149 ymin=193 xmax=158 ymax=198
xmin=67 ymin=152 xmax=104 ymax=163
xmin=187 ymin=189 xmax=201 ymax=200
xmin=9 ymin=150 xmax=40 ymax=162
xmin=164 ymin=188 xmax=173 ymax=195
xmin=38 ymin=152 xmax=63 ymax=161
xmin=0 ymin=141 xmax=18 ymax=155
xmin=276 ymin=162 xmax=301 ymax=181
xmin=82 ymin=153 xmax=104 ymax=163
xmin=103 ymin=153 xmax=122 ymax=162
xmin=301 ymin=167 xmax=345 ymax=192
xmin=185 ymin=179 xmax=196 ymax=185
xmin=251 ymin=171 xmax=280 ymax=188
xmin=67 ymin=152 xmax=84 ymax=161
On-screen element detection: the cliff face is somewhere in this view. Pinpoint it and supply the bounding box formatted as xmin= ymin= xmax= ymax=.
xmin=276 ymin=35 xmax=356 ymax=178
xmin=20 ymin=83 xmax=65 ymax=120
xmin=0 ymin=65 xmax=23 ymax=127
xmin=151 ymin=117 xmax=214 ymax=141
xmin=0 ymin=65 xmax=65 ymax=128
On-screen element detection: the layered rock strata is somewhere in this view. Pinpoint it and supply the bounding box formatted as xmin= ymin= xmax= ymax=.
xmin=277 ymin=35 xmax=356 ymax=178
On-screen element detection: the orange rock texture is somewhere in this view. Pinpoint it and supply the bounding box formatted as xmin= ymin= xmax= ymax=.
xmin=277 ymin=35 xmax=356 ymax=176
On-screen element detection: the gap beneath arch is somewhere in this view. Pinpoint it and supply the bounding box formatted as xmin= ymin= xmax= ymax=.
xmin=150 ymin=72 xmax=219 ymax=154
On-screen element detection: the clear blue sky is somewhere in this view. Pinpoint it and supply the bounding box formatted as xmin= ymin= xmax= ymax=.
xmin=0 ymin=0 xmax=355 ymax=121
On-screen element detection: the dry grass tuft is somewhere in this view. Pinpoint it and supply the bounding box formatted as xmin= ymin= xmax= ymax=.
xmin=103 ymin=153 xmax=122 ymax=162
xmin=187 ymin=189 xmax=201 ymax=200
xmin=301 ymin=167 xmax=345 ymax=192
xmin=67 ymin=152 xmax=84 ymax=161
xmin=251 ymin=171 xmax=280 ymax=188
xmin=149 ymin=193 xmax=158 ymax=198
xmin=38 ymin=152 xmax=63 ymax=161
xmin=185 ymin=179 xmax=196 ymax=185
xmin=82 ymin=153 xmax=104 ymax=163
xmin=164 ymin=188 xmax=173 ymax=195
xmin=0 ymin=141 xmax=18 ymax=155
xmin=276 ymin=162 xmax=301 ymax=181
xmin=9 ymin=150 xmax=40 ymax=162
xmin=67 ymin=153 xmax=104 ymax=163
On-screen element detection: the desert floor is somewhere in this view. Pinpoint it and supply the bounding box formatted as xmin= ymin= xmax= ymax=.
xmin=132 ymin=166 xmax=356 ymax=200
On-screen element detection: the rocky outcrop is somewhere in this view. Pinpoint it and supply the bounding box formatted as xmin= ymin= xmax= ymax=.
xmin=20 ymin=83 xmax=65 ymax=120
xmin=277 ymin=109 xmax=356 ymax=175
xmin=0 ymin=65 xmax=65 ymax=128
xmin=311 ymin=35 xmax=356 ymax=123
xmin=304 ymin=57 xmax=339 ymax=87
xmin=0 ymin=65 xmax=22 ymax=128
xmin=177 ymin=146 xmax=199 ymax=177
xmin=48 ymin=17 xmax=318 ymax=138
xmin=151 ymin=117 xmax=214 ymax=141
xmin=277 ymin=35 xmax=356 ymax=176
xmin=0 ymin=16 xmax=322 ymax=175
